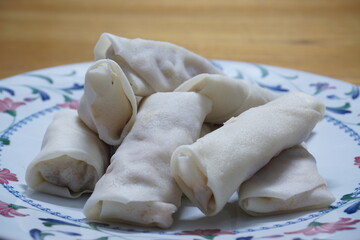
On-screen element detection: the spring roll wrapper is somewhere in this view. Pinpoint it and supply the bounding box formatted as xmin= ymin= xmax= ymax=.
xmin=77 ymin=59 xmax=137 ymax=146
xmin=171 ymin=92 xmax=325 ymax=216
xmin=25 ymin=109 xmax=110 ymax=198
xmin=83 ymin=92 xmax=212 ymax=229
xmin=238 ymin=144 xmax=335 ymax=216
xmin=94 ymin=33 xmax=224 ymax=96
xmin=175 ymin=73 xmax=278 ymax=124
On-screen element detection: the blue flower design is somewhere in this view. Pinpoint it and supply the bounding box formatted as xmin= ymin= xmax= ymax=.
xmin=61 ymin=83 xmax=84 ymax=93
xmin=0 ymin=86 xmax=15 ymax=96
xmin=56 ymin=230 xmax=82 ymax=236
xmin=236 ymin=237 xmax=253 ymax=240
xmin=25 ymin=86 xmax=50 ymax=101
xmin=29 ymin=229 xmax=54 ymax=240
xmin=327 ymin=94 xmax=342 ymax=100
xmin=344 ymin=200 xmax=360 ymax=214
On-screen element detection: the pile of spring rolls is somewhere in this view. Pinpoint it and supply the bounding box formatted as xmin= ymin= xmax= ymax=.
xmin=25 ymin=33 xmax=335 ymax=229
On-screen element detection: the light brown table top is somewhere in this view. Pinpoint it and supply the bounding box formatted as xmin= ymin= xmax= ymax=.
xmin=0 ymin=0 xmax=359 ymax=85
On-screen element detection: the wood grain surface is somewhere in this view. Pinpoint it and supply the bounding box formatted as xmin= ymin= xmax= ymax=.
xmin=0 ymin=0 xmax=359 ymax=85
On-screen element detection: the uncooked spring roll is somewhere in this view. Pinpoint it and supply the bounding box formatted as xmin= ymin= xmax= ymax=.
xmin=175 ymin=73 xmax=278 ymax=124
xmin=77 ymin=59 xmax=137 ymax=145
xmin=171 ymin=92 xmax=325 ymax=216
xmin=25 ymin=109 xmax=109 ymax=198
xmin=83 ymin=92 xmax=212 ymax=228
xmin=238 ymin=144 xmax=335 ymax=216
xmin=94 ymin=33 xmax=224 ymax=96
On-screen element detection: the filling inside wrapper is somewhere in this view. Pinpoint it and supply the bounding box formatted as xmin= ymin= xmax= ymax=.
xmin=35 ymin=156 xmax=98 ymax=194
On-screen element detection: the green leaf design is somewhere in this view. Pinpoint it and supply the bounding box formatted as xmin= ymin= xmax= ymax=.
xmin=345 ymin=85 xmax=359 ymax=100
xmin=234 ymin=70 xmax=244 ymax=79
xmin=326 ymin=102 xmax=352 ymax=114
xmin=341 ymin=193 xmax=360 ymax=201
xmin=0 ymin=138 xmax=10 ymax=145
xmin=63 ymin=95 xmax=73 ymax=102
xmin=96 ymin=237 xmax=109 ymax=240
xmin=336 ymin=102 xmax=350 ymax=110
xmin=30 ymin=88 xmax=39 ymax=94
xmin=25 ymin=74 xmax=54 ymax=84
xmin=9 ymin=203 xmax=27 ymax=210
xmin=308 ymin=221 xmax=324 ymax=226
xmin=253 ymin=64 xmax=269 ymax=78
xmin=278 ymin=73 xmax=299 ymax=80
xmin=5 ymin=109 xmax=16 ymax=117
xmin=40 ymin=218 xmax=80 ymax=228
xmin=87 ymin=221 xmax=110 ymax=230
xmin=203 ymin=236 xmax=216 ymax=240
xmin=40 ymin=232 xmax=54 ymax=239
xmin=59 ymin=70 xmax=76 ymax=77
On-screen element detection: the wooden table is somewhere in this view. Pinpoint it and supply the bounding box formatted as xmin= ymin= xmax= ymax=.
xmin=0 ymin=0 xmax=359 ymax=85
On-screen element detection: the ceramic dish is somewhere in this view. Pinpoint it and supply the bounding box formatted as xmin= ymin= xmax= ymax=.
xmin=0 ymin=60 xmax=359 ymax=240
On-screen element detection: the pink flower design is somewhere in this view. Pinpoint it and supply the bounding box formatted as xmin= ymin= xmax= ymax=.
xmin=57 ymin=99 xmax=78 ymax=109
xmin=354 ymin=156 xmax=360 ymax=168
xmin=285 ymin=217 xmax=360 ymax=236
xmin=0 ymin=98 xmax=25 ymax=116
xmin=0 ymin=168 xmax=18 ymax=184
xmin=0 ymin=201 xmax=28 ymax=217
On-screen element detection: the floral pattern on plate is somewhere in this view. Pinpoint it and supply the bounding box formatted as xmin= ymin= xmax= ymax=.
xmin=0 ymin=61 xmax=359 ymax=240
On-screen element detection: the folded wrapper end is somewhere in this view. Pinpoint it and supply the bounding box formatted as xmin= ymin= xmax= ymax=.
xmin=94 ymin=33 xmax=156 ymax=96
xmin=83 ymin=200 xmax=177 ymax=229
xmin=28 ymin=181 xmax=90 ymax=198
xmin=171 ymin=146 xmax=217 ymax=216
xmin=302 ymin=93 xmax=326 ymax=121
xmin=237 ymin=144 xmax=335 ymax=216
xmin=94 ymin=32 xmax=112 ymax=60
xmin=77 ymin=59 xmax=137 ymax=145
xmin=240 ymin=185 xmax=336 ymax=216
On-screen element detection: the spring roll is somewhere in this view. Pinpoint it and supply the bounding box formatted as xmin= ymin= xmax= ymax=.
xmin=77 ymin=59 xmax=137 ymax=145
xmin=83 ymin=92 xmax=212 ymax=228
xmin=25 ymin=109 xmax=110 ymax=198
xmin=175 ymin=73 xmax=278 ymax=124
xmin=238 ymin=144 xmax=335 ymax=216
xmin=94 ymin=33 xmax=224 ymax=96
xmin=171 ymin=92 xmax=325 ymax=216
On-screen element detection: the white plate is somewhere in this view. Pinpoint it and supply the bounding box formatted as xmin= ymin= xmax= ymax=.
xmin=0 ymin=60 xmax=359 ymax=240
